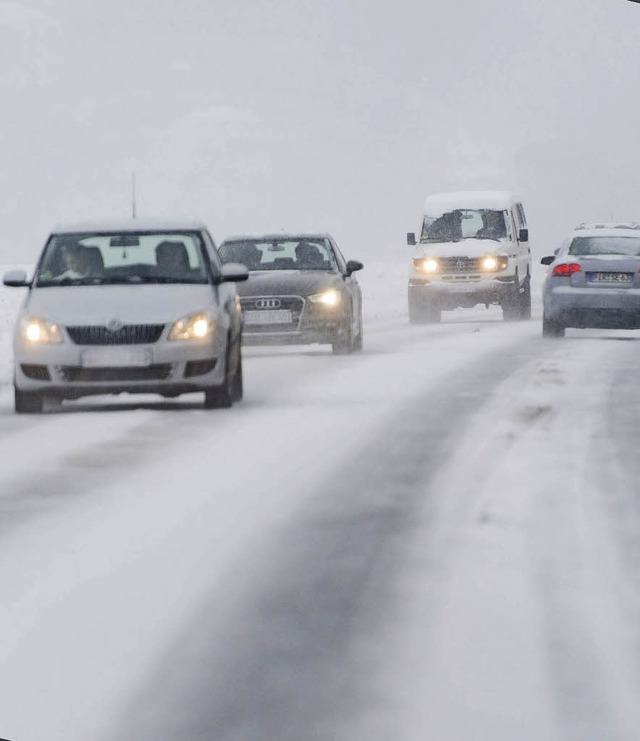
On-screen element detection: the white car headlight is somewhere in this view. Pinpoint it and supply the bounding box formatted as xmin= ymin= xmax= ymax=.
xmin=168 ymin=312 xmax=215 ymax=341
xmin=308 ymin=289 xmax=342 ymax=307
xmin=20 ymin=316 xmax=63 ymax=345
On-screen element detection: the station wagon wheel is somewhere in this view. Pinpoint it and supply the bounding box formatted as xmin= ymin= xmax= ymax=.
xmin=542 ymin=314 xmax=565 ymax=338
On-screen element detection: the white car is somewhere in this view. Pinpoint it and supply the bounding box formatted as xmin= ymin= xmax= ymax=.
xmin=2 ymin=218 xmax=248 ymax=413
xmin=406 ymin=191 xmax=532 ymax=322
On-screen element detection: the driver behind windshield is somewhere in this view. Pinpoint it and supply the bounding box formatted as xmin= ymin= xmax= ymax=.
xmin=476 ymin=211 xmax=506 ymax=240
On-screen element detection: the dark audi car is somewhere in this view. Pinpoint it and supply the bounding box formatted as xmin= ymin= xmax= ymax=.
xmin=218 ymin=234 xmax=364 ymax=353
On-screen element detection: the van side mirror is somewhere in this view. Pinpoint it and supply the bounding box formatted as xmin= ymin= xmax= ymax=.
xmin=518 ymin=228 xmax=529 ymax=242
xmin=407 ymin=232 xmax=416 ymax=246
xmin=540 ymin=255 xmax=556 ymax=265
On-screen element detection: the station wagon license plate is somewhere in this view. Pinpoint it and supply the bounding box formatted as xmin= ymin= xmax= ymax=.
xmin=81 ymin=347 xmax=152 ymax=367
xmin=589 ymin=272 xmax=633 ymax=284
xmin=244 ymin=309 xmax=293 ymax=325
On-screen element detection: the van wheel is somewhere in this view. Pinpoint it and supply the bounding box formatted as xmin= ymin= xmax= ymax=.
xmin=502 ymin=273 xmax=529 ymax=321
xmin=409 ymin=294 xmax=441 ymax=323
xmin=15 ymin=388 xmax=43 ymax=414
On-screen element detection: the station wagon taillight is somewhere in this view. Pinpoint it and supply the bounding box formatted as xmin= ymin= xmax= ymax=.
xmin=552 ymin=263 xmax=581 ymax=277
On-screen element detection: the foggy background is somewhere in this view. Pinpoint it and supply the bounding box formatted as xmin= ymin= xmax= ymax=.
xmin=1 ymin=0 xmax=638 ymax=263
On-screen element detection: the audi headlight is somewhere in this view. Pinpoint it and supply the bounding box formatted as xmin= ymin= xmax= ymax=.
xmin=168 ymin=312 xmax=215 ymax=341
xmin=308 ymin=289 xmax=342 ymax=307
xmin=21 ymin=316 xmax=63 ymax=345
xmin=481 ymin=255 xmax=509 ymax=272
xmin=414 ymin=257 xmax=439 ymax=274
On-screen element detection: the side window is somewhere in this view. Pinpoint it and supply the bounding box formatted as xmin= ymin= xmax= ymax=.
xmin=509 ymin=210 xmax=519 ymax=241
xmin=516 ymin=203 xmax=527 ymax=228
xmin=329 ymin=238 xmax=347 ymax=273
xmin=202 ymin=230 xmax=223 ymax=276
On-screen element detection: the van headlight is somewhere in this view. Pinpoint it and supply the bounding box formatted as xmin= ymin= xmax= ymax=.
xmin=414 ymin=257 xmax=439 ymax=274
xmin=21 ymin=316 xmax=63 ymax=344
xmin=308 ymin=289 xmax=342 ymax=307
xmin=481 ymin=255 xmax=509 ymax=272
xmin=168 ymin=312 xmax=215 ymax=341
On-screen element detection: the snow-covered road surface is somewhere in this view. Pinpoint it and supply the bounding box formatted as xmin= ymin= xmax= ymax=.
xmin=1 ymin=261 xmax=640 ymax=741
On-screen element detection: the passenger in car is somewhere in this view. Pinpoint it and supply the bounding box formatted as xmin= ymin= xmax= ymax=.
xmin=156 ymin=241 xmax=191 ymax=277
xmin=295 ymin=241 xmax=326 ymax=269
xmin=56 ymin=242 xmax=92 ymax=280
xmin=236 ymin=243 xmax=262 ymax=270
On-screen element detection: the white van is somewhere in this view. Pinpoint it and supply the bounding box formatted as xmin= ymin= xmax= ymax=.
xmin=406 ymin=191 xmax=532 ymax=322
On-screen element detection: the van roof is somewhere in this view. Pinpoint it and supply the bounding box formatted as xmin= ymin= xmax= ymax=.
xmin=423 ymin=190 xmax=518 ymax=213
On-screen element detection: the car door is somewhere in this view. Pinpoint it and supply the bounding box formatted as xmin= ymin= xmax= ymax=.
xmin=330 ymin=237 xmax=361 ymax=330
xmin=514 ymin=202 xmax=531 ymax=282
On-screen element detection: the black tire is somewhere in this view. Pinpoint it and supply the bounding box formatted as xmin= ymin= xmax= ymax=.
xmin=15 ymin=387 xmax=43 ymax=414
xmin=409 ymin=292 xmax=441 ymax=324
xmin=231 ymin=349 xmax=243 ymax=402
xmin=332 ymin=315 xmax=354 ymax=355
xmin=542 ymin=314 xmax=565 ymax=338
xmin=203 ymin=341 xmax=237 ymax=409
xmin=520 ymin=275 xmax=532 ymax=320
xmin=352 ymin=308 xmax=364 ymax=352
xmin=502 ymin=273 xmax=529 ymax=321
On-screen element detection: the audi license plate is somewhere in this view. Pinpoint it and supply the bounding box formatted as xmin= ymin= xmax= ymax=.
xmin=81 ymin=348 xmax=152 ymax=367
xmin=244 ymin=309 xmax=293 ymax=325
xmin=589 ymin=272 xmax=633 ymax=284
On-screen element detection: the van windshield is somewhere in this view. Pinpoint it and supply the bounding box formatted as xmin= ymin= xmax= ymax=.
xmin=420 ymin=209 xmax=508 ymax=242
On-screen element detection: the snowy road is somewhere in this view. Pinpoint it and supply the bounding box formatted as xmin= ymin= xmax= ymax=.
xmin=1 ymin=263 xmax=640 ymax=741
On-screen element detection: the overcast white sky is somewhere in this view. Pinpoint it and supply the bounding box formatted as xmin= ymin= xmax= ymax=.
xmin=1 ymin=0 xmax=639 ymax=261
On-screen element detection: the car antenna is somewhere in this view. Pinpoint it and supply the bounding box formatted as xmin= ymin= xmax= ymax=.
xmin=131 ymin=171 xmax=137 ymax=219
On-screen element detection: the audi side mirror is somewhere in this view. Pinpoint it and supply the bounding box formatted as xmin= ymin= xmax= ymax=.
xmin=345 ymin=259 xmax=363 ymax=276
xmin=540 ymin=255 xmax=556 ymax=265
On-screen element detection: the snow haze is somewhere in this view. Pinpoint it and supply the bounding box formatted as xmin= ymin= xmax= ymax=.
xmin=1 ymin=0 xmax=639 ymax=262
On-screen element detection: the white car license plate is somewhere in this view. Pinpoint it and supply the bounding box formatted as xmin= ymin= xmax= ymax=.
xmin=81 ymin=347 xmax=152 ymax=368
xmin=590 ymin=272 xmax=632 ymax=284
xmin=244 ymin=309 xmax=293 ymax=325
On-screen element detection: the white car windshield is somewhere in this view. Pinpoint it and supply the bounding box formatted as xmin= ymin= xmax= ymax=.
xmin=420 ymin=209 xmax=508 ymax=242
xmin=568 ymin=236 xmax=640 ymax=257
xmin=219 ymin=238 xmax=336 ymax=271
xmin=35 ymin=232 xmax=210 ymax=286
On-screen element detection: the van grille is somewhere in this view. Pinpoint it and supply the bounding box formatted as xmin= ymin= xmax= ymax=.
xmin=439 ymin=257 xmax=483 ymax=274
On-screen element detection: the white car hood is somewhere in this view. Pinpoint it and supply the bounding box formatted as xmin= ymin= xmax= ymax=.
xmin=416 ymin=238 xmax=508 ymax=258
xmin=24 ymin=284 xmax=218 ymax=325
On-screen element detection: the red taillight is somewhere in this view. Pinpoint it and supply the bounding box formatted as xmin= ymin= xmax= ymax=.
xmin=552 ymin=262 xmax=581 ymax=277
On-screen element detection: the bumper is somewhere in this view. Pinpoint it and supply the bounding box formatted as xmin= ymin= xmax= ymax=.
xmin=408 ymin=276 xmax=517 ymax=308
xmin=243 ymin=318 xmax=349 ymax=346
xmin=13 ymin=336 xmax=228 ymax=398
xmin=544 ymin=285 xmax=640 ymax=328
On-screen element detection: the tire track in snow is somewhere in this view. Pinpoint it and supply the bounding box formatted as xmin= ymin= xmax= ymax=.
xmin=109 ymin=335 xmax=544 ymax=741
